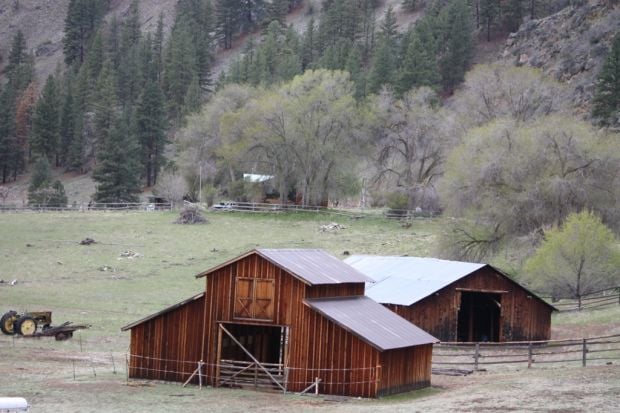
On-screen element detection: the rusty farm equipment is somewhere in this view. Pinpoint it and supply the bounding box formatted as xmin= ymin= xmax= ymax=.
xmin=1 ymin=310 xmax=89 ymax=340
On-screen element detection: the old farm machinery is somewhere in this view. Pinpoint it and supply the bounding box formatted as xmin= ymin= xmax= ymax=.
xmin=0 ymin=310 xmax=89 ymax=340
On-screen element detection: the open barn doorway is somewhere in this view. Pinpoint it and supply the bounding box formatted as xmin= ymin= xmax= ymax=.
xmin=457 ymin=292 xmax=501 ymax=342
xmin=217 ymin=323 xmax=288 ymax=390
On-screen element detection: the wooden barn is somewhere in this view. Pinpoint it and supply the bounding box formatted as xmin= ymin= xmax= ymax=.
xmin=122 ymin=249 xmax=437 ymax=398
xmin=344 ymin=256 xmax=556 ymax=342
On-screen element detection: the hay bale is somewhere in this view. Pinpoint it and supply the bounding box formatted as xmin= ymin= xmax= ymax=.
xmin=175 ymin=206 xmax=207 ymax=224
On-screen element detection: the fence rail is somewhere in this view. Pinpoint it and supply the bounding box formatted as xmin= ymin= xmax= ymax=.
xmin=0 ymin=202 xmax=173 ymax=212
xmin=433 ymin=333 xmax=620 ymax=371
xmin=543 ymin=286 xmax=620 ymax=312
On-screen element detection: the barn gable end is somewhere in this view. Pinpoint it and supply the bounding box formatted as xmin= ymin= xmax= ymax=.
xmin=346 ymin=256 xmax=555 ymax=342
xmin=123 ymin=249 xmax=437 ymax=398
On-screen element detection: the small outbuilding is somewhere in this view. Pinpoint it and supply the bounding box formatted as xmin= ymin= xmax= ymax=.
xmin=122 ymin=249 xmax=437 ymax=397
xmin=345 ymin=256 xmax=556 ymax=342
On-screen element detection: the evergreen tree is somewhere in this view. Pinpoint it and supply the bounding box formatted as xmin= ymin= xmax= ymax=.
xmin=479 ymin=0 xmax=500 ymax=42
xmin=163 ymin=20 xmax=198 ymax=121
xmin=345 ymin=45 xmax=366 ymax=100
xmin=438 ymin=0 xmax=475 ymax=93
xmin=397 ymin=20 xmax=441 ymax=95
xmin=7 ymin=30 xmax=28 ymax=73
xmin=402 ymin=0 xmax=418 ymax=12
xmin=94 ymin=62 xmax=119 ymax=153
xmin=592 ymin=32 xmax=620 ymax=127
xmin=30 ymin=75 xmax=61 ymax=164
xmin=63 ymin=0 xmax=108 ymax=66
xmin=216 ymin=0 xmax=242 ymax=50
xmin=301 ymin=17 xmax=316 ymax=70
xmin=59 ymin=82 xmax=75 ymax=167
xmin=153 ymin=13 xmax=166 ymax=83
xmin=136 ymin=79 xmax=168 ymax=186
xmin=27 ymin=157 xmax=68 ymax=207
xmin=92 ymin=114 xmax=142 ymax=204
xmin=504 ymin=0 xmax=525 ymax=33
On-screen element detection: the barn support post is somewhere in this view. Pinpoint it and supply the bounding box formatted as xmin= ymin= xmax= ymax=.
xmin=375 ymin=365 xmax=382 ymax=397
xmin=216 ymin=326 xmax=223 ymax=387
xmin=283 ymin=367 xmax=289 ymax=394
xmin=582 ymin=339 xmax=587 ymax=367
xmin=199 ymin=360 xmax=203 ymax=389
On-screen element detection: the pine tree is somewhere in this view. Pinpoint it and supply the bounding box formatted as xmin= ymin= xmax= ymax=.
xmin=345 ymin=45 xmax=366 ymax=100
xmin=402 ymin=0 xmax=418 ymax=12
xmin=216 ymin=0 xmax=242 ymax=50
xmin=479 ymin=0 xmax=500 ymax=42
xmin=93 ymin=114 xmax=142 ymax=204
xmin=592 ymin=32 xmax=620 ymax=127
xmin=163 ymin=20 xmax=198 ymax=121
xmin=301 ymin=17 xmax=316 ymax=70
xmin=30 ymin=75 xmax=61 ymax=164
xmin=153 ymin=13 xmax=166 ymax=83
xmin=94 ymin=62 xmax=119 ymax=153
xmin=63 ymin=0 xmax=108 ymax=66
xmin=367 ymin=36 xmax=396 ymax=94
xmin=504 ymin=0 xmax=525 ymax=33
xmin=136 ymin=79 xmax=168 ymax=186
xmin=438 ymin=0 xmax=475 ymax=93
xmin=397 ymin=20 xmax=441 ymax=95
xmin=27 ymin=157 xmax=68 ymax=207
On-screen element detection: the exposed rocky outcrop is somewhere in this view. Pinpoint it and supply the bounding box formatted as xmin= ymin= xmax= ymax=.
xmin=502 ymin=0 xmax=620 ymax=116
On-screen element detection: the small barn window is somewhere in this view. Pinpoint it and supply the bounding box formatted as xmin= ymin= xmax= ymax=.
xmin=234 ymin=277 xmax=275 ymax=321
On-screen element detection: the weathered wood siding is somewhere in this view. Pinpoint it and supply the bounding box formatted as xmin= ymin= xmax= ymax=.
xmin=200 ymin=254 xmax=384 ymax=397
xmin=128 ymin=295 xmax=205 ymax=382
xmin=378 ymin=344 xmax=433 ymax=396
xmin=387 ymin=267 xmax=552 ymax=342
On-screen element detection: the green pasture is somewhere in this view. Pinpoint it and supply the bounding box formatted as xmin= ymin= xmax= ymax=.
xmin=0 ymin=210 xmax=440 ymax=351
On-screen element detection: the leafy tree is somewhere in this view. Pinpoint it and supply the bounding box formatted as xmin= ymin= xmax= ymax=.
xmin=27 ymin=158 xmax=68 ymax=207
xmin=453 ymin=64 xmax=566 ymax=127
xmin=371 ymin=88 xmax=446 ymax=212
xmin=592 ymin=32 xmax=620 ymax=128
xmin=92 ymin=115 xmax=142 ymax=204
xmin=439 ymin=116 xmax=620 ymax=260
xmin=524 ymin=211 xmax=620 ymax=309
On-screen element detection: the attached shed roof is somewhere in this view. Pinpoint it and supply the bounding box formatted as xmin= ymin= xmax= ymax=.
xmin=345 ymin=255 xmax=555 ymax=310
xmin=121 ymin=292 xmax=204 ymax=331
xmin=305 ymin=296 xmax=438 ymax=351
xmin=197 ymin=249 xmax=372 ymax=286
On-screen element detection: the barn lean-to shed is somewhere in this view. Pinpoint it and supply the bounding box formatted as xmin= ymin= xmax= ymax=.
xmin=122 ymin=249 xmax=438 ymax=398
xmin=344 ymin=256 xmax=556 ymax=342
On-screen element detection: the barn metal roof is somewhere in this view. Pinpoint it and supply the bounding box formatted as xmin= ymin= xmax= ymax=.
xmin=345 ymin=256 xmax=556 ymax=311
xmin=344 ymin=255 xmax=486 ymax=306
xmin=197 ymin=249 xmax=372 ymax=286
xmin=121 ymin=292 xmax=204 ymax=331
xmin=305 ymin=296 xmax=438 ymax=351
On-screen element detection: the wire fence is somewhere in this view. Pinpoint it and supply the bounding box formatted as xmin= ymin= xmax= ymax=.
xmin=433 ymin=333 xmax=620 ymax=372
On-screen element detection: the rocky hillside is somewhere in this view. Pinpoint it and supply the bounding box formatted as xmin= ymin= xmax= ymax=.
xmin=501 ymin=0 xmax=619 ymax=115
xmin=0 ymin=0 xmax=176 ymax=83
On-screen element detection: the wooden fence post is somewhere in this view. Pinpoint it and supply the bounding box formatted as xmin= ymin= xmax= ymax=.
xmin=474 ymin=343 xmax=480 ymax=371
xmin=527 ymin=342 xmax=533 ymax=368
xmin=582 ymin=338 xmax=587 ymax=367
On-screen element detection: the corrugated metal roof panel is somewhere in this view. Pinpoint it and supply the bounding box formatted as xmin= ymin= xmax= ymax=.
xmin=256 ymin=249 xmax=373 ymax=285
xmin=305 ymin=296 xmax=438 ymax=351
xmin=344 ymin=256 xmax=485 ymax=306
xmin=121 ymin=292 xmax=204 ymax=331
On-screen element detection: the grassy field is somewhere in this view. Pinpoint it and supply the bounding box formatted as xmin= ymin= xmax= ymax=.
xmin=1 ymin=210 xmax=619 ymax=412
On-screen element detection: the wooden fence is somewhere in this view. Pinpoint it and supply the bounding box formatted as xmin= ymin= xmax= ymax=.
xmin=433 ymin=333 xmax=620 ymax=371
xmin=0 ymin=202 xmax=173 ymax=212
xmin=544 ymin=287 xmax=620 ymax=312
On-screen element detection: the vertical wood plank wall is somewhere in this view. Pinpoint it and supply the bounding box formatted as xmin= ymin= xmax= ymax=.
xmin=388 ymin=267 xmax=553 ymax=342
xmin=128 ymin=295 xmax=205 ymax=382
xmin=127 ymin=252 xmax=433 ymax=397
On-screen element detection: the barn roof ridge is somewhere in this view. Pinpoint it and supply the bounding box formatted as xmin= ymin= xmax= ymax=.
xmin=196 ymin=248 xmax=372 ymax=286
xmin=345 ymin=255 xmax=555 ymax=311
xmin=305 ymin=296 xmax=438 ymax=351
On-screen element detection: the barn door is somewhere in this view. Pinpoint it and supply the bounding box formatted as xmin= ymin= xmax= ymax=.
xmin=234 ymin=278 xmax=275 ymax=321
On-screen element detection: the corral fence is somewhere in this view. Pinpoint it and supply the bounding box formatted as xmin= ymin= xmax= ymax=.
xmin=543 ymin=286 xmax=620 ymax=312
xmin=0 ymin=202 xmax=173 ymax=212
xmin=433 ymin=333 xmax=620 ymax=372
